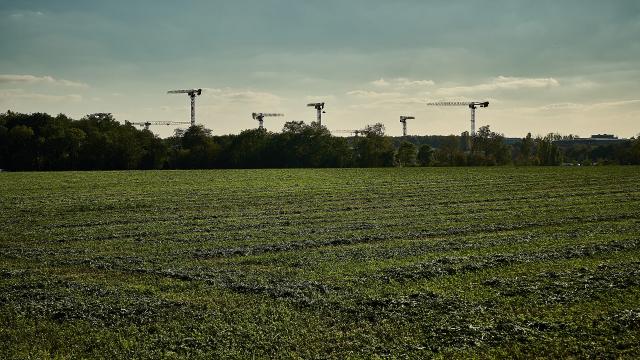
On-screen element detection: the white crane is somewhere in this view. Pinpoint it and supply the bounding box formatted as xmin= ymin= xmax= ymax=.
xmin=399 ymin=116 xmax=415 ymax=136
xmin=252 ymin=112 xmax=284 ymax=130
xmin=307 ymin=102 xmax=326 ymax=125
xmin=426 ymin=101 xmax=489 ymax=136
xmin=167 ymin=89 xmax=203 ymax=127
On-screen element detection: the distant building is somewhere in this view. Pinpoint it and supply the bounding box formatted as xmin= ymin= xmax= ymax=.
xmin=554 ymin=134 xmax=627 ymax=147
xmin=591 ymin=134 xmax=617 ymax=139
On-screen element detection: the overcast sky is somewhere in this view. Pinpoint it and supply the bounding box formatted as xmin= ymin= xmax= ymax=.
xmin=1 ymin=0 xmax=639 ymax=137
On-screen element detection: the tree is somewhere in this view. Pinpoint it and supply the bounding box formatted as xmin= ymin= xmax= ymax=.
xmin=226 ymin=129 xmax=270 ymax=168
xmin=137 ymin=130 xmax=167 ymax=169
xmin=270 ymin=121 xmax=350 ymax=168
xmin=396 ymin=141 xmax=417 ymax=167
xmin=417 ymin=144 xmax=434 ymax=166
xmin=8 ymin=110 xmax=640 ymax=170
xmin=434 ymin=135 xmax=464 ymax=166
xmin=354 ymin=123 xmax=395 ymax=167
xmin=536 ymin=134 xmax=562 ymax=165
xmin=82 ymin=113 xmax=119 ymax=132
xmin=8 ymin=125 xmax=36 ymax=170
xmin=173 ymin=125 xmax=220 ymax=168
xmin=281 ymin=121 xmax=306 ymax=134
xmin=0 ymin=124 xmax=8 ymax=169
xmin=362 ymin=123 xmax=385 ymax=137
xmin=471 ymin=125 xmax=511 ymax=165
xmin=460 ymin=131 xmax=471 ymax=152
xmin=517 ymin=132 xmax=535 ymax=165
xmin=631 ymin=136 xmax=640 ymax=164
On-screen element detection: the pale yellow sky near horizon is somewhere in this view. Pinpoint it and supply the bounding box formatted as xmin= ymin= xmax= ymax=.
xmin=2 ymin=74 xmax=637 ymax=139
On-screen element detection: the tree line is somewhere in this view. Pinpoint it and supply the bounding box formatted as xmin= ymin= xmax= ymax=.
xmin=0 ymin=111 xmax=638 ymax=171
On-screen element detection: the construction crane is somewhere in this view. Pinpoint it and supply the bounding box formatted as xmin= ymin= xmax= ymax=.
xmin=167 ymin=88 xmax=203 ymax=127
xmin=399 ymin=116 xmax=415 ymax=136
xmin=252 ymin=112 xmax=284 ymax=130
xmin=333 ymin=129 xmax=362 ymax=137
xmin=426 ymin=101 xmax=489 ymax=136
xmin=128 ymin=121 xmax=190 ymax=131
xmin=307 ymin=102 xmax=326 ymax=126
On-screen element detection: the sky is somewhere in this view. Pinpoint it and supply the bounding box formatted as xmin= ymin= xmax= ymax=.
xmin=0 ymin=0 xmax=639 ymax=138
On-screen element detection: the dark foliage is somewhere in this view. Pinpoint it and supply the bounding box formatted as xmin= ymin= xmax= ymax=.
xmin=0 ymin=111 xmax=638 ymax=171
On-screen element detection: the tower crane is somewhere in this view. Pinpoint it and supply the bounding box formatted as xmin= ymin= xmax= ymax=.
xmin=307 ymin=102 xmax=325 ymax=126
xmin=128 ymin=121 xmax=190 ymax=131
xmin=167 ymin=88 xmax=203 ymax=127
xmin=252 ymin=112 xmax=284 ymax=130
xmin=399 ymin=116 xmax=415 ymax=136
xmin=426 ymin=101 xmax=489 ymax=136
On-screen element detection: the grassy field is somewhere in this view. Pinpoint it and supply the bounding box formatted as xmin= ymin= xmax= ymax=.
xmin=1 ymin=167 xmax=639 ymax=358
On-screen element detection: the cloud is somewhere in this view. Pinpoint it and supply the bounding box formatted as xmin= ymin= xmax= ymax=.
xmin=371 ymin=77 xmax=435 ymax=88
xmin=538 ymin=103 xmax=584 ymax=111
xmin=57 ymin=79 xmax=89 ymax=88
xmin=573 ymin=80 xmax=598 ymax=90
xmin=537 ymin=99 xmax=640 ymax=112
xmin=201 ymin=88 xmax=282 ymax=105
xmin=9 ymin=11 xmax=44 ymax=19
xmin=346 ymin=90 xmax=424 ymax=109
xmin=371 ymin=78 xmax=390 ymax=87
xmin=0 ymin=89 xmax=82 ymax=103
xmin=305 ymin=95 xmax=336 ymax=102
xmin=425 ymin=96 xmax=502 ymax=103
xmin=0 ymin=74 xmax=88 ymax=88
xmin=395 ymin=78 xmax=436 ymax=87
xmin=591 ymin=99 xmax=640 ymax=108
xmin=346 ymin=90 xmax=404 ymax=99
xmin=436 ymin=76 xmax=559 ymax=96
xmin=346 ymin=78 xmax=436 ymax=110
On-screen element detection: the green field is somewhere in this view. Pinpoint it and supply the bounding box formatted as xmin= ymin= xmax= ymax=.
xmin=1 ymin=167 xmax=639 ymax=358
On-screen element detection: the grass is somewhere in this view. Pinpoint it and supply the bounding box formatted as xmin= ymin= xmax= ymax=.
xmin=1 ymin=167 xmax=639 ymax=358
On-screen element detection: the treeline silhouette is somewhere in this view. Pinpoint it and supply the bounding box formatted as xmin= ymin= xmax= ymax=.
xmin=0 ymin=111 xmax=638 ymax=171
